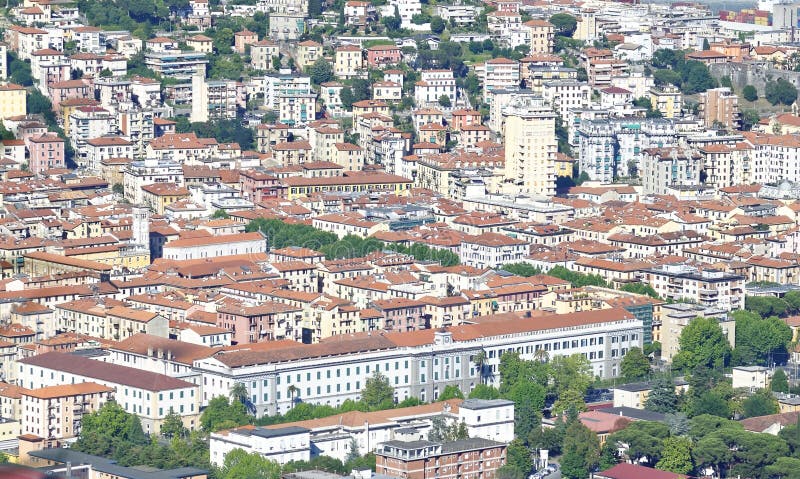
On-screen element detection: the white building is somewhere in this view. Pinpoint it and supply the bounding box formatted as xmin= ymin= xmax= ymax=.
xmin=162 ymin=231 xmax=266 ymax=260
xmin=18 ymin=351 xmax=201 ymax=434
xmin=415 ymin=70 xmax=457 ymax=107
xmin=641 ymin=264 xmax=746 ymax=311
xmin=459 ymin=233 xmax=529 ymax=269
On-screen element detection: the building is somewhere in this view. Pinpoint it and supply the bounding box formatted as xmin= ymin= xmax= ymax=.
xmin=642 ymin=264 xmax=745 ymax=310
xmin=523 ymin=19 xmax=554 ymax=54
xmin=26 ymin=448 xmax=208 ymax=479
xmin=732 ymin=366 xmax=772 ymax=390
xmin=21 ymin=382 xmax=113 ymax=440
xmin=415 ymin=70 xmax=457 ymax=107
xmin=659 ymin=303 xmax=736 ymax=362
xmin=699 ymin=87 xmax=740 ymax=129
xmin=251 ymin=40 xmax=280 ymax=71
xmin=376 ymin=438 xmax=507 ymax=479
xmin=460 ymin=233 xmax=529 ymax=269
xmin=640 ymin=148 xmax=702 ymax=195
xmin=481 ymin=58 xmax=520 ymax=103
xmin=502 ymin=96 xmax=558 ymax=196
xmin=296 ymin=40 xmax=323 ymax=69
xmin=269 ymin=12 xmax=306 ymax=41
xmin=193 ymin=309 xmax=643 ymax=416
xmin=0 ymin=83 xmax=26 ymax=120
xmin=334 ymin=45 xmax=364 ymax=79
xmin=162 ymin=231 xmax=266 ymax=260
xmin=18 ymin=351 xmax=201 ymax=434
xmin=28 ymin=133 xmax=65 ymax=174
xmin=649 ymin=86 xmax=682 ymax=119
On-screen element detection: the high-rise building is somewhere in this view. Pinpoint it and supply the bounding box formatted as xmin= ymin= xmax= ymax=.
xmin=699 ymin=87 xmax=740 ymax=129
xmin=502 ymin=97 xmax=558 ymax=197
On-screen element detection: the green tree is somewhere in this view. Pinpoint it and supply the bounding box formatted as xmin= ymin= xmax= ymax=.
xmin=619 ymin=283 xmax=660 ymax=298
xmin=772 ymin=369 xmax=790 ymax=393
xmin=765 ymin=78 xmax=798 ymax=106
xmin=550 ymin=353 xmax=592 ymax=396
xmin=766 ymin=457 xmax=800 ymax=479
xmin=469 ymin=384 xmax=501 ymax=399
xmin=644 ymin=376 xmax=678 ymax=413
xmin=743 ymin=84 xmax=758 ymax=102
xmin=345 ymin=437 xmax=360 ymax=463
xmin=506 ymin=439 xmax=533 ymax=475
xmin=549 ymin=13 xmax=577 ymax=36
xmin=438 ymin=94 xmax=451 ymax=107
xmin=472 ymin=350 xmax=487 ymax=385
xmin=561 ymin=420 xmax=599 ymax=479
xmin=509 ymin=381 xmax=546 ymax=442
xmin=438 ymin=385 xmax=464 ymax=401
xmin=609 ymin=421 xmax=669 ymax=466
xmin=200 ymin=396 xmax=250 ymax=432
xmin=310 ymin=58 xmax=334 ymax=85
xmin=362 ymin=371 xmax=394 ymax=410
xmin=702 ymin=38 xmax=710 ymax=50
xmin=672 ymin=316 xmax=731 ymax=372
xmin=742 ymin=389 xmax=779 ymax=418
xmin=500 ymin=263 xmax=542 ymax=277
xmin=746 ymin=296 xmax=789 ymax=318
xmin=112 ymin=183 xmax=124 ymax=195
xmin=230 ymin=382 xmax=248 ymax=404
xmin=220 ymin=448 xmax=282 ymax=479
xmin=656 ymin=436 xmax=693 ymax=474
xmin=620 ymin=347 xmax=651 ymax=382
xmin=685 ymin=390 xmax=731 ymax=418
xmin=340 ymin=87 xmax=355 ymax=109
xmin=430 ymin=16 xmax=446 ymax=34
xmin=212 ymin=209 xmax=230 ymax=219
xmin=732 ymin=310 xmax=791 ymax=366
xmin=161 ymin=408 xmax=186 ymax=439
xmin=552 ymin=388 xmax=587 ymax=416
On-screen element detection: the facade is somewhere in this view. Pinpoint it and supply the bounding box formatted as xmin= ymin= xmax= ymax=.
xmin=523 ymin=19 xmax=554 ymax=54
xmin=502 ymin=96 xmax=558 ymax=196
xmin=641 ymin=264 xmax=745 ymax=311
xmin=415 ymin=70 xmax=457 ymax=107
xmin=640 ymin=147 xmax=703 ymax=195
xmin=28 ymin=133 xmax=65 ymax=174
xmin=376 ymin=438 xmax=507 ymax=479
xmin=162 ymin=232 xmax=266 ymax=260
xmin=193 ymin=309 xmax=643 ymax=416
xmin=0 ymin=83 xmax=26 ymax=120
xmin=21 ymin=382 xmax=113 ymax=440
xmin=699 ymin=87 xmax=740 ymax=129
xmin=18 ymin=352 xmax=201 ymax=434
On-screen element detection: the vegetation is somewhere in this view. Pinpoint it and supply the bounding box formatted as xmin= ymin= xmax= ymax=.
xmin=651 ymin=49 xmax=718 ymax=94
xmin=743 ymin=84 xmax=758 ymax=102
xmin=765 ymin=78 xmax=798 ymax=106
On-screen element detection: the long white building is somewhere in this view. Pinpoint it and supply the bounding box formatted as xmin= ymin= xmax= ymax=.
xmin=192 ymin=308 xmax=643 ymax=416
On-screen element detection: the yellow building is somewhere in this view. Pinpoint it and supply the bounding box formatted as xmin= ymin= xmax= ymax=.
xmin=649 ymin=85 xmax=682 ymax=119
xmin=297 ymin=40 xmax=323 ymax=69
xmin=59 ymin=98 xmax=100 ymax=138
xmin=502 ymin=97 xmax=558 ymax=196
xmin=63 ymin=219 xmax=103 ymax=239
xmin=141 ymin=182 xmax=190 ymax=214
xmin=65 ymin=245 xmax=150 ymax=271
xmin=524 ymin=19 xmax=554 ymax=54
xmin=334 ymin=44 xmax=364 ymax=79
xmin=554 ymin=152 xmax=574 ymax=177
xmin=0 ymin=84 xmax=26 ymax=120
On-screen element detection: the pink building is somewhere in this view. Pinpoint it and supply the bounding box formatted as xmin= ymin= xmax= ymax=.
xmin=47 ymin=79 xmax=91 ymax=110
xmin=366 ymin=45 xmax=402 ymax=67
xmin=28 ymin=133 xmax=65 ymax=173
xmin=240 ymin=169 xmax=281 ymax=204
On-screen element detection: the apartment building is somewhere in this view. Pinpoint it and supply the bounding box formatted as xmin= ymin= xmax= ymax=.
xmin=523 ymin=19 xmax=554 ymax=54
xmin=415 ymin=70 xmax=457 ymax=107
xmin=21 ymin=382 xmax=113 ymax=440
xmin=700 ymin=87 xmax=739 ymax=129
xmin=0 ymin=83 xmax=26 ymax=120
xmin=28 ymin=133 xmax=65 ymax=174
xmin=659 ymin=303 xmax=735 ymax=362
xmin=193 ymin=309 xmax=644 ymax=416
xmin=640 ymin=148 xmax=703 ymax=196
xmin=481 ymin=58 xmax=520 ymax=103
xmin=376 ymin=438 xmax=507 ymax=479
xmin=459 ymin=233 xmax=529 ymax=269
xmin=162 ymin=231 xmax=266 ymax=260
xmin=334 ymin=45 xmax=364 ymax=79
xmin=18 ymin=352 xmax=201 ymax=434
xmin=641 ymin=264 xmax=745 ymax=311
xmin=577 ymin=118 xmax=678 ymax=183
xmin=502 ymin=96 xmax=558 ymax=196
xmin=296 ymin=40 xmax=322 ymax=69
xmin=251 ymin=40 xmax=280 ymax=71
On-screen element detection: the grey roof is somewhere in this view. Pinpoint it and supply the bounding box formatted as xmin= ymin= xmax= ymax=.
xmin=597 ymin=407 xmax=667 ymax=422
xmin=459 ymin=399 xmax=514 ymax=410
xmin=32 ymin=448 xmax=207 ymax=479
xmin=251 ymin=426 xmax=309 ymax=438
xmin=440 ymin=437 xmax=506 ymax=453
xmin=284 ymin=470 xmax=347 ymax=479
xmin=613 ymin=381 xmax=653 ymax=392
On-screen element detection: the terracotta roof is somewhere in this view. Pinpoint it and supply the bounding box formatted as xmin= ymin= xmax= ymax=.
xmin=25 ymin=382 xmax=114 ymax=400
xmin=19 ymin=352 xmax=196 ymax=391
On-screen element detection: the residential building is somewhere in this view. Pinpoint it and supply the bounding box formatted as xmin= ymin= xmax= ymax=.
xmin=376 ymin=438 xmax=508 ymax=479
xmin=21 ymin=382 xmax=113 ymax=440
xmin=699 ymin=87 xmax=740 ymax=129
xmin=335 ymin=45 xmax=364 ymax=79
xmin=0 ymin=83 xmax=26 ymax=120
xmin=162 ymin=231 xmax=266 ymax=260
xmin=251 ymin=40 xmax=280 ymax=71
xmin=502 ymin=96 xmax=558 ymax=196
xmin=460 ymin=233 xmax=529 ymax=269
xmin=415 ymin=70 xmax=457 ymax=107
xmin=18 ymin=351 xmax=201 ymax=434
xmin=642 ymin=264 xmax=745 ymax=311
xmin=28 ymin=133 xmax=65 ymax=174
xmin=640 ymin=147 xmax=703 ymax=195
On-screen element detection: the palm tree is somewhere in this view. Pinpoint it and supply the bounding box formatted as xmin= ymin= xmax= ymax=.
xmin=230 ymin=382 xmax=248 ymax=405
xmin=472 ymin=351 xmax=486 ymax=385
xmin=287 ymin=384 xmax=299 ymax=407
xmin=533 ymin=348 xmax=549 ymax=363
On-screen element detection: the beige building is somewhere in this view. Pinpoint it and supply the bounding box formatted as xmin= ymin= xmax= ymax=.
xmin=335 ymin=44 xmax=364 ymax=79
xmin=660 ymin=303 xmax=735 ymax=363
xmin=186 ymin=35 xmax=213 ymax=53
xmin=649 ymin=85 xmax=682 ymax=119
xmin=524 ymin=19 xmax=554 ymax=54
xmin=21 ymin=382 xmax=113 ymax=440
xmin=296 ymin=40 xmax=323 ymax=69
xmin=732 ymin=366 xmax=772 ymax=390
xmin=251 ymin=40 xmax=280 ymax=71
xmin=0 ymin=83 xmax=26 ymax=120
xmin=502 ymin=96 xmax=557 ymax=196
xmin=699 ymin=87 xmax=739 ymax=129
